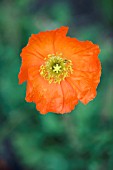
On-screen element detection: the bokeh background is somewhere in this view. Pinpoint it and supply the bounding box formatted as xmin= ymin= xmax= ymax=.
xmin=0 ymin=0 xmax=113 ymax=169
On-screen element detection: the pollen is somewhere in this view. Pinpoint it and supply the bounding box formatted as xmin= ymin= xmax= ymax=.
xmin=40 ymin=53 xmax=73 ymax=84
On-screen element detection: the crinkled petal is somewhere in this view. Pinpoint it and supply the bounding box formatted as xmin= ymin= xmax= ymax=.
xmin=26 ymin=65 xmax=78 ymax=114
xmin=67 ymin=69 xmax=101 ymax=104
xmin=18 ymin=53 xmax=43 ymax=84
xmin=54 ymin=36 xmax=100 ymax=72
xmin=26 ymin=66 xmax=64 ymax=114
xmin=27 ymin=26 xmax=69 ymax=58
xmin=18 ymin=26 xmax=69 ymax=84
xmin=60 ymin=79 xmax=78 ymax=113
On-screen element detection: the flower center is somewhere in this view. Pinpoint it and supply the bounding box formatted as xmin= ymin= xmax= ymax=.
xmin=40 ymin=53 xmax=73 ymax=84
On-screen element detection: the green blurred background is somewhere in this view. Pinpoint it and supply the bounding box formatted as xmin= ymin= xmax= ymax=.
xmin=0 ymin=0 xmax=113 ymax=169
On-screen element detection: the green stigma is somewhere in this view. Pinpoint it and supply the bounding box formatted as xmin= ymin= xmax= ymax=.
xmin=53 ymin=64 xmax=62 ymax=73
xmin=40 ymin=53 xmax=73 ymax=84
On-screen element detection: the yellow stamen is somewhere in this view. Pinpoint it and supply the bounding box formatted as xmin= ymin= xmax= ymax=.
xmin=39 ymin=53 xmax=73 ymax=84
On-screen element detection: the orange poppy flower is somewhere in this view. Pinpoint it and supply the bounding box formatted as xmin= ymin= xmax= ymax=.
xmin=18 ymin=26 xmax=101 ymax=114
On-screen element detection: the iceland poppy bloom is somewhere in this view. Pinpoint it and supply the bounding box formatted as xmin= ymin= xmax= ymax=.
xmin=18 ymin=26 xmax=101 ymax=114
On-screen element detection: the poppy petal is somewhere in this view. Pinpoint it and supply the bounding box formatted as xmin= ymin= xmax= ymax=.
xmin=26 ymin=66 xmax=78 ymax=114
xmin=60 ymin=79 xmax=78 ymax=113
xmin=26 ymin=66 xmax=64 ymax=114
xmin=67 ymin=69 xmax=101 ymax=104
xmin=19 ymin=26 xmax=69 ymax=84
xmin=27 ymin=26 xmax=68 ymax=58
xmin=54 ymin=36 xmax=100 ymax=72
xmin=18 ymin=52 xmax=43 ymax=84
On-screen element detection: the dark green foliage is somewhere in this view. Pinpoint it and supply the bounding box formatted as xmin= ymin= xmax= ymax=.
xmin=0 ymin=0 xmax=113 ymax=170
